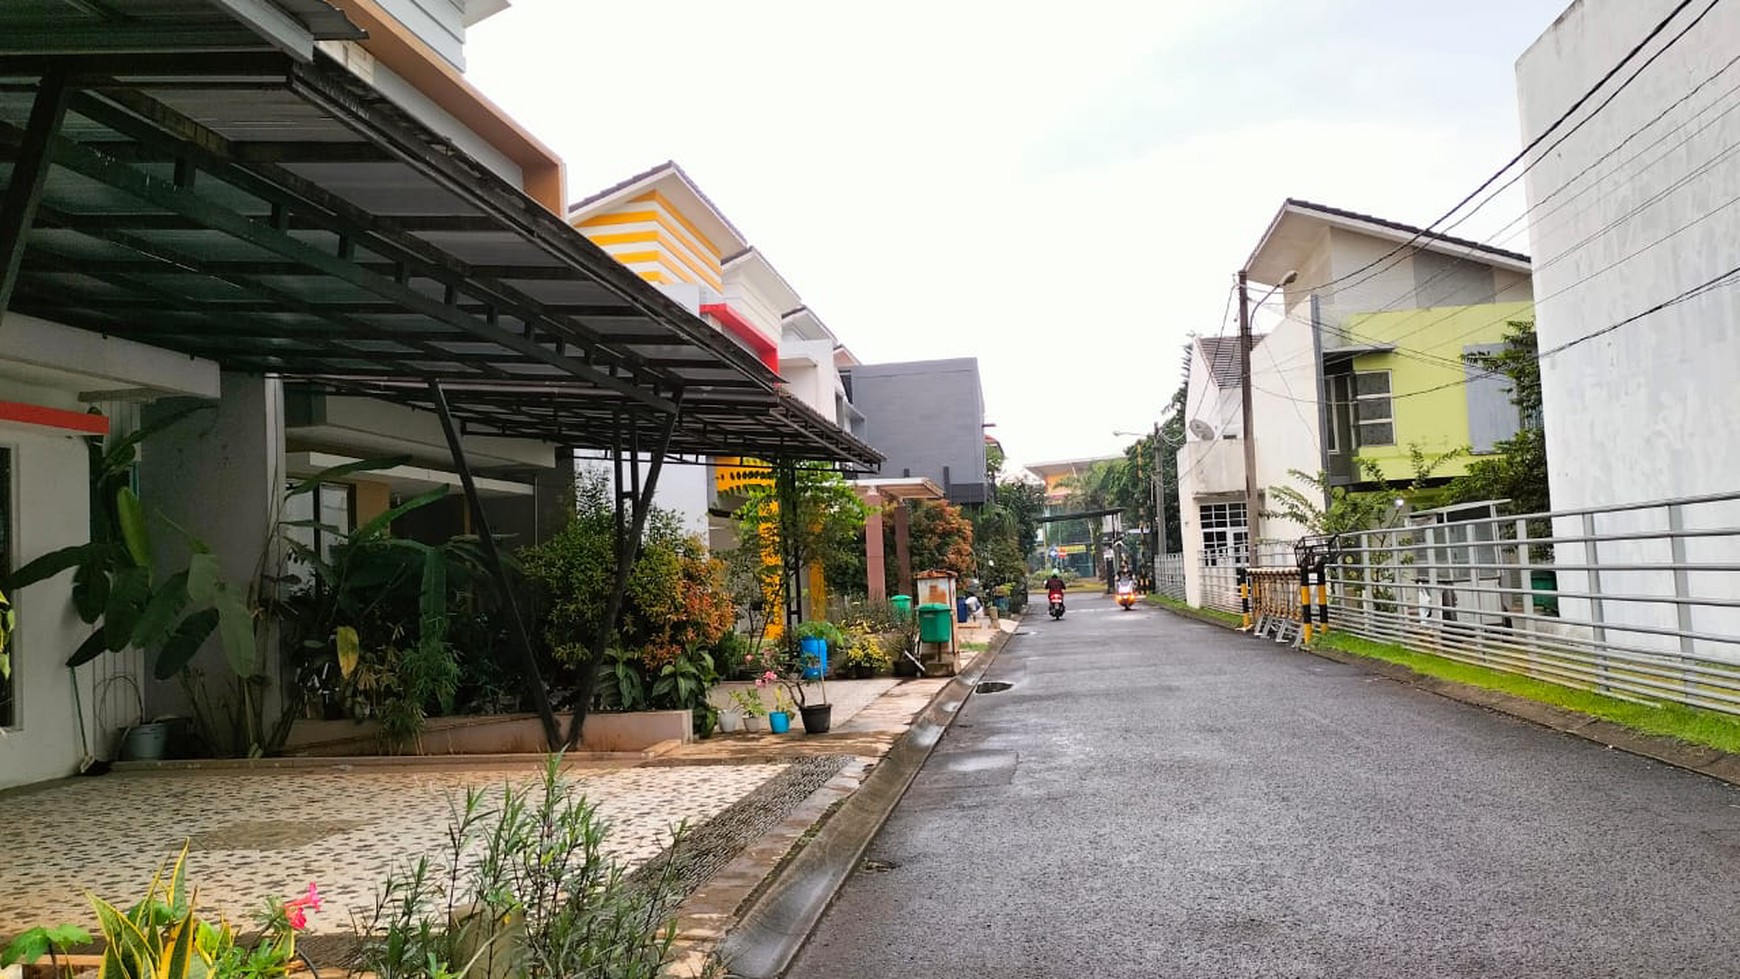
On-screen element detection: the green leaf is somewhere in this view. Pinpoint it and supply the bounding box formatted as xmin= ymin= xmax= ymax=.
xmin=185 ymin=552 xmax=219 ymax=606
xmin=419 ymin=543 xmax=446 ymax=630
xmin=3 ymin=544 xmax=90 ymax=592
xmin=99 ymin=403 xmax=211 ymax=479
xmin=212 ymin=586 xmax=255 ymax=675
xmin=2 ymin=928 xmax=49 ymax=966
xmin=285 ymin=455 xmax=412 ymax=497
xmin=103 ymin=566 xmax=153 ymax=651
xmin=73 ymin=556 xmax=112 ymax=624
xmin=116 ymin=487 xmax=153 ymax=572
xmin=152 ymin=608 xmax=219 ymax=679
xmin=353 ymin=486 xmax=448 ymax=542
xmin=132 ymin=571 xmax=190 ymax=651
xmin=67 ymin=628 xmax=112 ymax=668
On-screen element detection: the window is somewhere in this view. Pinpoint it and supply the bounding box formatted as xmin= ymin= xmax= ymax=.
xmin=283 ymin=481 xmax=354 ymax=567
xmin=1354 ymin=370 xmax=1394 ymax=447
xmin=1199 ymin=501 xmax=1248 ymax=562
xmin=0 ymin=447 xmax=13 ymax=728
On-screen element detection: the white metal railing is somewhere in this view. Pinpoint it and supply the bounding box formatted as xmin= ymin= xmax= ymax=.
xmin=1200 ymin=540 xmax=1293 ymax=614
xmin=1156 ymin=554 xmax=1187 ymax=602
xmin=1326 ymin=490 xmax=1740 ymax=716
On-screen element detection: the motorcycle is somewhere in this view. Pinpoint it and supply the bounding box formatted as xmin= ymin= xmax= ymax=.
xmin=1116 ymin=583 xmax=1138 ymax=611
xmin=1048 ymin=589 xmax=1066 ymax=620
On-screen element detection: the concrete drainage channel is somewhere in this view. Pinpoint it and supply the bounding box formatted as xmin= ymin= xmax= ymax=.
xmin=715 ymin=630 xmax=1014 ymax=978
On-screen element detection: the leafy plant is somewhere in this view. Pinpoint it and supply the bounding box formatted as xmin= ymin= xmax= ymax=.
xmin=732 ymin=463 xmax=867 ymax=625
xmin=1446 ymin=319 xmax=1551 ymax=522
xmin=1 ymin=924 xmax=92 ymax=979
xmin=2 ymin=405 xmax=258 ymax=679
xmin=594 ymin=648 xmax=648 ymax=712
xmin=350 ymin=755 xmax=689 ymax=979
xmin=16 ymin=845 xmax=318 ymax=979
xmin=793 ymin=620 xmax=845 ymax=647
xmin=727 ymin=687 xmax=766 ymax=718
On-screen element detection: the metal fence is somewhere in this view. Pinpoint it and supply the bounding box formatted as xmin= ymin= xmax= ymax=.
xmin=1328 ymin=490 xmax=1740 ymax=716
xmin=1156 ymin=554 xmax=1187 ymax=602
xmin=1200 ymin=540 xmax=1293 ymax=614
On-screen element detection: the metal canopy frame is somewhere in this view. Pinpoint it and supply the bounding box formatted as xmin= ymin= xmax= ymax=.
xmin=0 ymin=44 xmax=880 ymax=750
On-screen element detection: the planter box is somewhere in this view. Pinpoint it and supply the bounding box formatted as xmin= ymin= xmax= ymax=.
xmin=284 ymin=710 xmax=692 ymax=757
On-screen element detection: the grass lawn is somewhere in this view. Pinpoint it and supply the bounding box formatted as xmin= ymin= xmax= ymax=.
xmin=1145 ymin=593 xmax=1244 ymax=628
xmin=1316 ymin=631 xmax=1740 ymax=755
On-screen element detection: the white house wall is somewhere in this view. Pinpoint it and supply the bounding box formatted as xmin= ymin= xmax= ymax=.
xmin=1248 ymin=308 xmax=1322 ymax=542
xmin=0 ymin=421 xmax=101 ymax=789
xmin=1518 ymin=0 xmax=1740 ymax=653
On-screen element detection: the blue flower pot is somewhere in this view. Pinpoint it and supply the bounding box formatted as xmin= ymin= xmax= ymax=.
xmin=768 ymin=710 xmax=791 ymax=734
xmin=799 ymin=636 xmax=828 ymax=679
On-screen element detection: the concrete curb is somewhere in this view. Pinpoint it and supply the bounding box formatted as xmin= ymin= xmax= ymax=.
xmin=713 ymin=623 xmax=1015 ymax=978
xmin=1151 ymin=602 xmax=1740 ymax=789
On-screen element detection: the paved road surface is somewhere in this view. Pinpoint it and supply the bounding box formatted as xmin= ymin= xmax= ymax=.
xmin=785 ymin=592 xmax=1740 ymax=978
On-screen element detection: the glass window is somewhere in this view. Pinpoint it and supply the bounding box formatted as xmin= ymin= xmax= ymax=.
xmin=283 ymin=481 xmax=355 ymax=569
xmin=1199 ymin=501 xmax=1248 ymax=563
xmin=0 ymin=447 xmax=13 ymax=728
xmin=1354 ymin=370 xmax=1394 ymax=447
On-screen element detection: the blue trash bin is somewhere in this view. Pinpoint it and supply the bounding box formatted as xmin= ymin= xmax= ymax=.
xmin=799 ymin=635 xmax=828 ymax=679
xmin=956 ymin=598 xmax=970 ymax=623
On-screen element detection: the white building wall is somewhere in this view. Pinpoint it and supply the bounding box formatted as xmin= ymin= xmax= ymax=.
xmin=1518 ymin=0 xmax=1740 ymax=653
xmin=0 ymin=420 xmax=100 ymax=789
xmin=1248 ymin=310 xmax=1323 ymax=543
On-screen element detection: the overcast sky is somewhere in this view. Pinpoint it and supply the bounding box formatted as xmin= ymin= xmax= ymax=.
xmin=467 ymin=0 xmax=1572 ymax=471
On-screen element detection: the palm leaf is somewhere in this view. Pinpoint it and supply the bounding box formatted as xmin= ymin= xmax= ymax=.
xmin=353 ymin=486 xmax=448 ymax=543
xmin=3 ymin=544 xmax=90 ymax=592
xmin=285 ymin=455 xmax=412 ymax=497
xmin=116 ymin=487 xmax=153 ymax=573
xmin=152 ymin=609 xmax=219 ymax=679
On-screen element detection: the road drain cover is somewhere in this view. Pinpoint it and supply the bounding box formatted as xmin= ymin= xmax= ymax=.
xmin=975 ymin=681 xmax=1013 ymax=694
xmin=861 ymin=858 xmax=898 ymax=873
xmin=1014 ymin=630 xmax=1033 ymax=635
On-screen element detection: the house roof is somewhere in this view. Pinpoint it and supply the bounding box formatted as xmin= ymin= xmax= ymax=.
xmin=1245 ymin=197 xmax=1531 ymax=286
xmin=568 ymin=160 xmax=749 ymax=258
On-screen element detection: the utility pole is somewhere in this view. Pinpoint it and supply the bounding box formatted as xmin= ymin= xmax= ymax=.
xmin=1238 ymin=269 xmax=1258 ymax=554
xmin=1151 ymin=419 xmax=1166 ymax=586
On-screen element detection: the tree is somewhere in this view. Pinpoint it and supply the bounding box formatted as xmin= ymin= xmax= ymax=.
xmin=886 ymin=499 xmax=974 ymax=593
xmin=732 ymin=462 xmax=867 ymax=621
xmin=1267 ymin=446 xmax=1463 ymax=535
xmin=1445 ymin=319 xmax=1549 ymax=516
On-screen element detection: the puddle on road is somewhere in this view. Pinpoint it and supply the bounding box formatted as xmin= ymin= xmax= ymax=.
xmin=974 ymin=681 xmax=1014 ymax=694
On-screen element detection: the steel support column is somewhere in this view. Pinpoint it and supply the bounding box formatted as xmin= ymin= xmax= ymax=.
xmin=428 ymin=379 xmax=562 ymax=750
xmin=564 ymin=403 xmax=680 ymax=749
xmin=0 ymin=69 xmax=69 ymax=315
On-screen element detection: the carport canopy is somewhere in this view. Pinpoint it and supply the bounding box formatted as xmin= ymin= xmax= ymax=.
xmin=0 ymin=9 xmax=878 ymax=469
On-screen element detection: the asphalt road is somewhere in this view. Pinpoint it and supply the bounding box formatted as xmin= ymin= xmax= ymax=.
xmin=784 ymin=592 xmax=1740 ymax=978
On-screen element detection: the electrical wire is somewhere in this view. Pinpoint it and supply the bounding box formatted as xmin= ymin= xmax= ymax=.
xmin=1304 ymin=0 xmax=1712 ymax=298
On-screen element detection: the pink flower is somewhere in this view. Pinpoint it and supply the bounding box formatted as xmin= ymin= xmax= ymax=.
xmin=284 ymin=882 xmax=321 ymax=930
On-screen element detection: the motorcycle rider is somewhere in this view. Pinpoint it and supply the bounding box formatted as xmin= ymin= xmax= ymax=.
xmin=1044 ymin=569 xmax=1066 ymax=596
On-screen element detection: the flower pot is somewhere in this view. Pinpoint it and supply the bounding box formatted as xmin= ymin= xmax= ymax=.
xmin=799 ymin=636 xmax=828 ymax=679
xmin=718 ymin=711 xmax=743 ymax=734
xmin=744 ymin=714 xmax=765 ymax=733
xmin=799 ymin=703 xmax=833 ymax=734
xmin=767 ymin=710 xmax=791 ymax=734
xmin=121 ymin=722 xmax=169 ymax=761
xmin=849 ymin=663 xmax=874 ymax=680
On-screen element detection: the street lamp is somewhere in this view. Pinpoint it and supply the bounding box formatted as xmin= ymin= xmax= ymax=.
xmin=1114 ymin=425 xmax=1167 ymax=590
xmin=1237 ymin=267 xmax=1298 ymax=550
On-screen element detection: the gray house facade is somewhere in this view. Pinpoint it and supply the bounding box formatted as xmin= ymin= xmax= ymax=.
xmin=844 ymin=358 xmax=988 ymax=505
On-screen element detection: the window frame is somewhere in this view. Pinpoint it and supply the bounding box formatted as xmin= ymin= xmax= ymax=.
xmin=1354 ymin=369 xmax=1395 ymax=447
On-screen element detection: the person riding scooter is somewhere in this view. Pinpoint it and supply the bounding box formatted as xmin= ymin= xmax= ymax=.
xmin=1045 ymin=569 xmax=1067 ymax=620
xmin=1115 ymin=569 xmax=1138 ymax=610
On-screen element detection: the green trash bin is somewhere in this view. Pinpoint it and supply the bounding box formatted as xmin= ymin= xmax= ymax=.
xmin=890 ymin=594 xmax=914 ymax=620
xmin=918 ymin=602 xmax=953 ymax=643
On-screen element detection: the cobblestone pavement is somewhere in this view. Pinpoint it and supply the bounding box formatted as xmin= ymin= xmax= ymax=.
xmin=0 ymin=762 xmax=785 ymax=935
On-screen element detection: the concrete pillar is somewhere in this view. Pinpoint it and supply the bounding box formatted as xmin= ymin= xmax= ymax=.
xmin=138 ymin=372 xmax=285 ymax=722
xmin=894 ymin=501 xmax=913 ymax=598
xmin=864 ymin=491 xmax=886 ymax=603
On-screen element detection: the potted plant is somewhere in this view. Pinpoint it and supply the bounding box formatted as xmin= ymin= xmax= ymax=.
xmin=793 ymin=620 xmax=845 ymax=679
xmin=727 ymin=687 xmax=765 ymax=733
xmin=763 ymin=682 xmax=794 ymax=734
xmin=750 ymin=632 xmax=834 ymax=734
xmin=840 ymin=623 xmax=889 ymax=678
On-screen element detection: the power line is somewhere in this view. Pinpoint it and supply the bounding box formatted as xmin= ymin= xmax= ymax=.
xmin=1301 ymin=0 xmax=1711 ymax=298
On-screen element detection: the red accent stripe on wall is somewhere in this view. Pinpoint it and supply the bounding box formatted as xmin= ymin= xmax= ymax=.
xmin=0 ymin=401 xmax=110 ymax=435
xmin=700 ymin=302 xmax=781 ymax=373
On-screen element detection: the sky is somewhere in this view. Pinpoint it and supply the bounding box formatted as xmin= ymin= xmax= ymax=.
xmin=465 ymin=0 xmax=1573 ymax=472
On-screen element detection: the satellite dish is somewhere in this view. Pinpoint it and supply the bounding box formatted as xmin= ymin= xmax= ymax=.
xmin=1188 ymin=419 xmax=1217 ymax=441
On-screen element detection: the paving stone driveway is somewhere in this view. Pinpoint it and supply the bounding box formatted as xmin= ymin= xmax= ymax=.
xmin=0 ymin=762 xmax=785 ymax=935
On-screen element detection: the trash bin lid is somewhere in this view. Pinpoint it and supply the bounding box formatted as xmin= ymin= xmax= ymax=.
xmin=918 ymin=602 xmax=950 ymax=611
